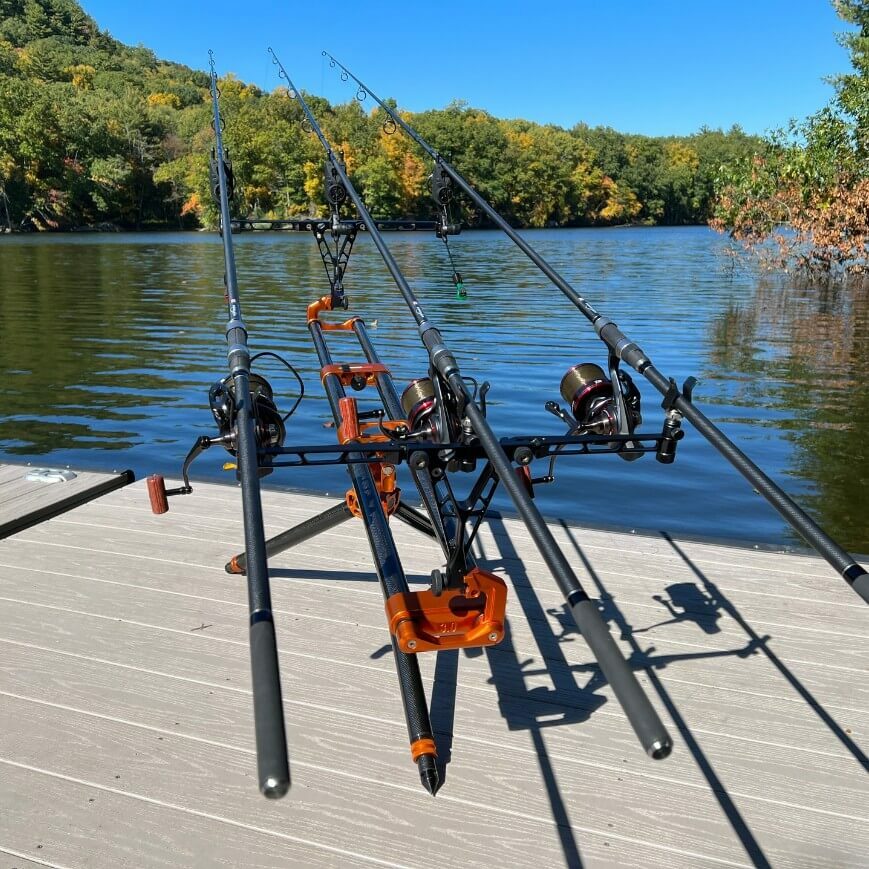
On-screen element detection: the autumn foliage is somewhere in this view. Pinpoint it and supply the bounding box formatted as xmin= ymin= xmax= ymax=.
xmin=712 ymin=1 xmax=869 ymax=278
xmin=0 ymin=0 xmax=759 ymax=231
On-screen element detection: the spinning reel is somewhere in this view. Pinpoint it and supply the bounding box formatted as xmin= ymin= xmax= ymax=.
xmin=400 ymin=375 xmax=488 ymax=473
xmin=547 ymin=358 xmax=644 ymax=462
xmin=148 ymin=365 xmax=297 ymax=514
xmin=401 ymin=378 xmax=444 ymax=439
xmin=560 ymin=362 xmax=642 ymax=437
xmin=208 ymin=372 xmax=286 ymax=459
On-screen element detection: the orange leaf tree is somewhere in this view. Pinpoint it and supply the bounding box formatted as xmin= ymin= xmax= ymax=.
xmin=712 ymin=1 xmax=869 ymax=278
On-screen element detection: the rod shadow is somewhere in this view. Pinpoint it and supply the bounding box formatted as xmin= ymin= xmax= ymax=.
xmin=660 ymin=531 xmax=868 ymax=774
xmin=558 ymin=520 xmax=776 ymax=868
xmin=469 ymin=513 xmax=616 ymax=869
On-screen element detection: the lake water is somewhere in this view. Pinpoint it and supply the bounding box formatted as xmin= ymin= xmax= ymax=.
xmin=1 ymin=226 xmax=867 ymax=554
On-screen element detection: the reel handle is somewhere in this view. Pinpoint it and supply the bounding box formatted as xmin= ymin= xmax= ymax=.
xmin=146 ymin=474 xmax=194 ymax=514
xmin=147 ymin=475 xmax=169 ymax=514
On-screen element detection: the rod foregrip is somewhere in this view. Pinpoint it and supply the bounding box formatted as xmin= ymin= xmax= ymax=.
xmin=570 ymin=598 xmax=672 ymax=759
xmin=250 ymin=615 xmax=291 ymax=798
xmin=594 ymin=319 xmax=650 ymax=373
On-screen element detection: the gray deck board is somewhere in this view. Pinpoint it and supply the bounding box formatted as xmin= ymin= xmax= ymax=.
xmin=0 ymin=477 xmax=866 ymax=868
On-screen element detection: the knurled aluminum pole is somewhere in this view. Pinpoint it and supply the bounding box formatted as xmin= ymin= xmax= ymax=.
xmin=353 ymin=319 xmax=454 ymax=556
xmin=309 ymin=320 xmax=440 ymax=794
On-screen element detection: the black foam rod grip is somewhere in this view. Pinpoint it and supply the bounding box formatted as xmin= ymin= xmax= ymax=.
xmin=571 ymin=598 xmax=673 ymax=759
xmin=249 ymin=617 xmax=291 ymax=798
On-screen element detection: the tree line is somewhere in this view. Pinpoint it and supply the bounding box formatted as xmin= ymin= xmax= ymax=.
xmin=0 ymin=0 xmax=761 ymax=232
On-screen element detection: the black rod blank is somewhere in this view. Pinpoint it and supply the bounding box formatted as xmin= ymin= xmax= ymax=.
xmin=273 ymin=49 xmax=673 ymax=759
xmin=321 ymin=51 xmax=869 ymax=606
xmin=208 ymin=52 xmax=290 ymax=798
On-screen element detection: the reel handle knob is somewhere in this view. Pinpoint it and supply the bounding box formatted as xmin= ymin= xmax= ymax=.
xmin=147 ymin=475 xmax=169 ymax=514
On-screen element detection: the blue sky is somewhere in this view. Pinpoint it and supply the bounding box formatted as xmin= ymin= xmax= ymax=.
xmin=79 ymin=1 xmax=853 ymax=137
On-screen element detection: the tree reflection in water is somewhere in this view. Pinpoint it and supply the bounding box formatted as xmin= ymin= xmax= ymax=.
xmin=707 ymin=275 xmax=869 ymax=553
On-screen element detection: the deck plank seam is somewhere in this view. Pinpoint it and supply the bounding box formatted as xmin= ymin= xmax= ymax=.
xmin=0 ymin=845 xmax=73 ymax=869
xmin=4 ymin=545 xmax=863 ymax=646
xmin=0 ymin=759 xmax=413 ymax=869
xmin=3 ymin=688 xmax=866 ymax=826
xmin=0 ymin=756 xmax=756 ymax=868
xmin=1 ymin=569 xmax=865 ymax=686
xmin=0 ymin=634 xmax=863 ymax=770
xmin=2 ymin=595 xmax=866 ymax=720
xmin=41 ymin=512 xmax=845 ymax=585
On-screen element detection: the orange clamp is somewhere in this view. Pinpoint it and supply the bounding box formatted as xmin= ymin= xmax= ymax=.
xmin=345 ymin=463 xmax=400 ymax=518
xmin=337 ymin=397 xmax=408 ymax=445
xmin=338 ymin=397 xmax=401 ymax=519
xmin=385 ymin=567 xmax=507 ymax=653
xmin=321 ymin=362 xmax=389 ymax=389
xmin=306 ymin=295 xmax=360 ymax=332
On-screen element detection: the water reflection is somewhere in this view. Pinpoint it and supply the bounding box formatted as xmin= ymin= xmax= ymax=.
xmin=0 ymin=228 xmax=866 ymax=552
xmin=706 ymin=276 xmax=869 ymax=552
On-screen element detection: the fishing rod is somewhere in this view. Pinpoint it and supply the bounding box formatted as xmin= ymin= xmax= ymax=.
xmin=321 ymin=51 xmax=869 ymax=606
xmin=147 ymin=52 xmax=291 ymax=799
xmin=268 ymin=47 xmax=673 ymax=763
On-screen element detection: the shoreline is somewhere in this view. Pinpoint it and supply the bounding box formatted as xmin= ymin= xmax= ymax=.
xmin=2 ymin=220 xmax=712 ymax=236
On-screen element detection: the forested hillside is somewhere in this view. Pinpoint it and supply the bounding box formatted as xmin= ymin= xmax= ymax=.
xmin=0 ymin=0 xmax=761 ymax=230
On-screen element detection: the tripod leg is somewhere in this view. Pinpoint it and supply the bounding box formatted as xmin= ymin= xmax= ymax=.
xmin=395 ymin=502 xmax=436 ymax=538
xmin=393 ymin=640 xmax=440 ymax=795
xmin=226 ymin=502 xmax=353 ymax=574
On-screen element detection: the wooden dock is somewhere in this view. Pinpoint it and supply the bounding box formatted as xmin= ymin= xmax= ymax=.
xmin=0 ymin=474 xmax=866 ymax=868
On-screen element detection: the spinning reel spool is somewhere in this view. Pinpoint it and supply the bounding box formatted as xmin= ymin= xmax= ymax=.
xmin=555 ymin=361 xmax=643 ymax=462
xmin=401 ymin=376 xmax=484 ymax=474
xmin=560 ymin=363 xmax=618 ymax=435
xmin=209 ymin=372 xmax=286 ymax=462
xmin=400 ymin=376 xmax=469 ymax=442
xmin=401 ymin=378 xmax=439 ymax=437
